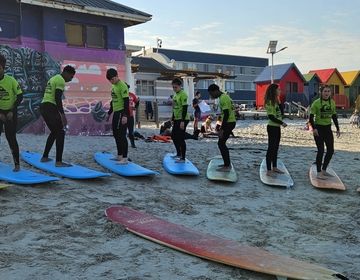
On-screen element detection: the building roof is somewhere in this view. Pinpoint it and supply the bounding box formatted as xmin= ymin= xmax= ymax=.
xmin=340 ymin=70 xmax=360 ymax=86
xmin=303 ymin=73 xmax=321 ymax=83
xmin=152 ymin=48 xmax=268 ymax=67
xmin=131 ymin=56 xmax=235 ymax=81
xmin=21 ymin=0 xmax=152 ymax=26
xmin=254 ymin=63 xmax=305 ymax=83
xmin=131 ymin=56 xmax=172 ymax=73
xmin=308 ymin=68 xmax=346 ymax=85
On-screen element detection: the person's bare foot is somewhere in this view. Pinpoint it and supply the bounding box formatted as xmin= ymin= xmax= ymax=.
xmin=316 ymin=172 xmax=327 ymax=180
xmin=55 ymin=162 xmax=72 ymax=167
xmin=216 ymin=166 xmax=231 ymax=172
xmin=266 ymin=170 xmax=276 ymax=177
xmin=175 ymin=159 xmax=185 ymax=163
xmin=117 ymin=158 xmax=128 ymax=165
xmin=40 ymin=157 xmax=52 ymax=162
xmin=272 ymin=167 xmax=284 ymax=174
xmin=322 ymin=170 xmax=334 ymax=177
xmin=13 ymin=164 xmax=20 ymax=172
xmin=171 ymin=154 xmax=180 ymax=159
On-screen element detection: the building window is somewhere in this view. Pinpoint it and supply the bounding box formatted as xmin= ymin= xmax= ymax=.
xmin=286 ymin=82 xmax=291 ymax=93
xmin=65 ymin=22 xmax=106 ymax=48
xmin=334 ymin=85 xmax=339 ymax=95
xmin=225 ymin=81 xmax=234 ymax=93
xmin=292 ymin=82 xmax=298 ymax=93
xmin=136 ymin=80 xmax=154 ymax=96
xmin=0 ymin=16 xmax=18 ymax=39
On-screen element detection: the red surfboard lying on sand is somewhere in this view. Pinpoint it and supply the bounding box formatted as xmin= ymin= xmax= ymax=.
xmin=105 ymin=206 xmax=347 ymax=280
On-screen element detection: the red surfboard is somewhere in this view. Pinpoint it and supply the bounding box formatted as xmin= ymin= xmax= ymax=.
xmin=105 ymin=206 xmax=346 ymax=280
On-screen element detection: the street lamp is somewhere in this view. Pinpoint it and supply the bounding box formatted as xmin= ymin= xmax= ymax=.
xmin=266 ymin=41 xmax=288 ymax=83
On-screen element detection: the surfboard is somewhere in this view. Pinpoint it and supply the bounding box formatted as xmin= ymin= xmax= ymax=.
xmin=206 ymin=157 xmax=237 ymax=182
xmin=0 ymin=183 xmax=11 ymax=190
xmin=21 ymin=151 xmax=111 ymax=180
xmin=163 ymin=153 xmax=199 ymax=175
xmin=0 ymin=162 xmax=59 ymax=185
xmin=94 ymin=152 xmax=159 ymax=176
xmin=309 ymin=165 xmax=346 ymax=190
xmin=259 ymin=159 xmax=294 ymax=187
xmin=105 ymin=206 xmax=347 ymax=280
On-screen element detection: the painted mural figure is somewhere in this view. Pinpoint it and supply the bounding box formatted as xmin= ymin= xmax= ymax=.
xmin=171 ymin=78 xmax=190 ymax=163
xmin=264 ymin=84 xmax=287 ymax=177
xmin=0 ymin=54 xmax=23 ymax=172
xmin=207 ymin=84 xmax=236 ymax=172
xmin=106 ymin=68 xmax=130 ymax=165
xmin=40 ymin=65 xmax=76 ymax=167
xmin=309 ymin=85 xmax=340 ymax=180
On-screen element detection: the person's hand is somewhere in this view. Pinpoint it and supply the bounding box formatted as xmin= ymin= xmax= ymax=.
xmin=0 ymin=113 xmax=6 ymax=122
xmin=281 ymin=122 xmax=287 ymax=128
xmin=180 ymin=121 xmax=184 ymax=130
xmin=60 ymin=114 xmax=67 ymax=128
xmin=313 ymin=128 xmax=319 ymax=137
xmin=121 ymin=115 xmax=128 ymax=125
xmin=336 ymin=129 xmax=341 ymax=138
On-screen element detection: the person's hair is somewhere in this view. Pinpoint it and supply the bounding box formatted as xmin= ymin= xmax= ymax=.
xmin=172 ymin=78 xmax=182 ymax=86
xmin=63 ymin=65 xmax=76 ymax=75
xmin=195 ymin=90 xmax=201 ymax=96
xmin=106 ymin=68 xmax=118 ymax=80
xmin=0 ymin=54 xmax=6 ymax=69
xmin=208 ymin=84 xmax=219 ymax=92
xmin=264 ymin=83 xmax=279 ymax=105
xmin=319 ymin=84 xmax=332 ymax=95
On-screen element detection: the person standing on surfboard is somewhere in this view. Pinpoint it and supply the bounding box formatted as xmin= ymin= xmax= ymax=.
xmin=264 ymin=84 xmax=287 ymax=177
xmin=40 ymin=65 xmax=76 ymax=167
xmin=171 ymin=78 xmax=190 ymax=163
xmin=309 ymin=85 xmax=340 ymax=180
xmin=106 ymin=68 xmax=130 ymax=165
xmin=208 ymin=84 xmax=236 ymax=172
xmin=0 ymin=54 xmax=23 ymax=172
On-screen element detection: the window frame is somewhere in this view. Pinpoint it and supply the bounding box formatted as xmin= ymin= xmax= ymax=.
xmin=65 ymin=21 xmax=106 ymax=49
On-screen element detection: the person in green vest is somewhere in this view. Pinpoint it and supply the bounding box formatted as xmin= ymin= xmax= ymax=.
xmin=0 ymin=54 xmax=23 ymax=171
xmin=40 ymin=65 xmax=76 ymax=167
xmin=208 ymin=84 xmax=236 ymax=172
xmin=171 ymin=78 xmax=190 ymax=163
xmin=309 ymin=85 xmax=340 ymax=180
xmin=264 ymin=84 xmax=287 ymax=177
xmin=106 ymin=68 xmax=129 ymax=165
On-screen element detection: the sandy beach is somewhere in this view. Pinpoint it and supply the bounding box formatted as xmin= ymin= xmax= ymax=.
xmin=0 ymin=118 xmax=359 ymax=280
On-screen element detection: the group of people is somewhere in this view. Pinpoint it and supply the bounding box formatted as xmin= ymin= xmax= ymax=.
xmin=0 ymin=56 xmax=340 ymax=180
xmin=169 ymin=78 xmax=340 ymax=179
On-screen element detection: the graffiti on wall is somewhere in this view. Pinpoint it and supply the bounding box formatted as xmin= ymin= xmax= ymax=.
xmin=0 ymin=44 xmax=60 ymax=133
xmin=62 ymin=60 xmax=125 ymax=135
xmin=0 ymin=45 xmax=126 ymax=135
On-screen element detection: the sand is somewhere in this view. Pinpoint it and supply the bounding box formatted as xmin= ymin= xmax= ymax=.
xmin=0 ymin=118 xmax=359 ymax=280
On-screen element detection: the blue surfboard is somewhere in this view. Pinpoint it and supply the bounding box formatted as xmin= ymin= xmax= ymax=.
xmin=21 ymin=151 xmax=111 ymax=179
xmin=163 ymin=153 xmax=199 ymax=175
xmin=94 ymin=152 xmax=159 ymax=177
xmin=0 ymin=162 xmax=60 ymax=185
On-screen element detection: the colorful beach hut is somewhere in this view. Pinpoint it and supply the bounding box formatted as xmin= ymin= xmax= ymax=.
xmin=341 ymin=71 xmax=360 ymax=108
xmin=254 ymin=63 xmax=305 ymax=107
xmin=308 ymin=68 xmax=348 ymax=108
xmin=303 ymin=73 xmax=321 ymax=104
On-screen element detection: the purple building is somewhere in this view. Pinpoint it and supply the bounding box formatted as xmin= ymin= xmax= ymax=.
xmin=0 ymin=0 xmax=151 ymax=135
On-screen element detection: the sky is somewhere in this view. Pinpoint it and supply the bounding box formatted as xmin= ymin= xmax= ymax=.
xmin=113 ymin=0 xmax=360 ymax=73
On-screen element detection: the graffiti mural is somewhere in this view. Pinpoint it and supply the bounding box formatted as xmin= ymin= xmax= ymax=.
xmin=62 ymin=60 xmax=125 ymax=135
xmin=0 ymin=45 xmax=126 ymax=135
xmin=0 ymin=44 xmax=60 ymax=133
